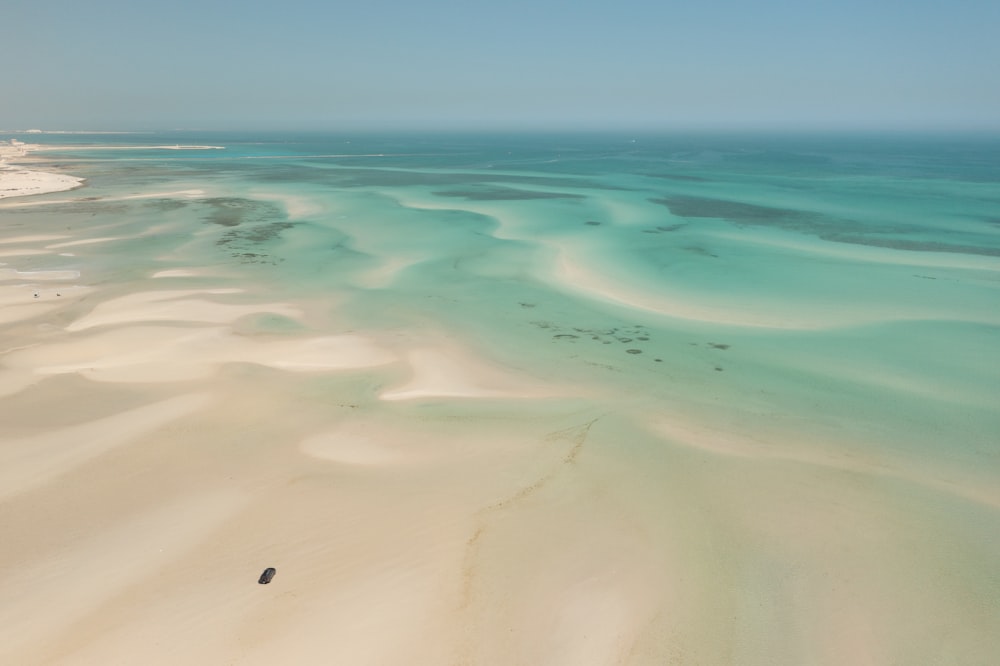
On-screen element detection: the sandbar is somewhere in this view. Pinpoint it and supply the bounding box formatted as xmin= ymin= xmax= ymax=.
xmin=0 ymin=140 xmax=85 ymax=199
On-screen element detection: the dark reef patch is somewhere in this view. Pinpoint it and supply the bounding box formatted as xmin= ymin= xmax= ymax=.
xmin=199 ymin=197 xmax=293 ymax=256
xmin=200 ymin=197 xmax=286 ymax=228
xmin=216 ymin=220 xmax=296 ymax=264
xmin=643 ymin=223 xmax=686 ymax=234
xmin=144 ymin=199 xmax=188 ymax=212
xmin=533 ymin=320 xmax=655 ymax=357
xmin=217 ymin=221 xmax=295 ymax=246
xmin=653 ymin=195 xmax=1000 ymax=257
xmin=683 ymin=246 xmax=719 ymax=258
xmin=651 ymin=195 xmax=811 ymax=224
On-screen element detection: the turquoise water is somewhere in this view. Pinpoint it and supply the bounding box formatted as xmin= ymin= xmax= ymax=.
xmin=3 ymin=131 xmax=999 ymax=661
xmin=10 ymin=131 xmax=997 ymax=459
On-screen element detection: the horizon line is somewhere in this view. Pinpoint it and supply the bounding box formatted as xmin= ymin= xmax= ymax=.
xmin=4 ymin=125 xmax=1000 ymax=137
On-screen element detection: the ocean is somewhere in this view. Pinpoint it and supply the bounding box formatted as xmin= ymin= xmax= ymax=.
xmin=2 ymin=130 xmax=998 ymax=663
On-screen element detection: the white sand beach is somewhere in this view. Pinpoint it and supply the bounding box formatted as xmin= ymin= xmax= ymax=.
xmin=0 ymin=140 xmax=85 ymax=199
xmin=1 ymin=141 xmax=997 ymax=666
xmin=0 ymin=183 xmax=609 ymax=664
xmin=0 ymin=139 xmax=225 ymax=201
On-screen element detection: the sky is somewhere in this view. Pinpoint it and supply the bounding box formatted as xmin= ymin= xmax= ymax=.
xmin=3 ymin=0 xmax=999 ymax=132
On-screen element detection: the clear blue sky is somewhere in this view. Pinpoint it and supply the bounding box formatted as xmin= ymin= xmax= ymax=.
xmin=4 ymin=0 xmax=999 ymax=131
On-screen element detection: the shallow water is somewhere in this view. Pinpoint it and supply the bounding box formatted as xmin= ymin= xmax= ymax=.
xmin=17 ymin=132 xmax=996 ymax=436
xmin=2 ymin=130 xmax=999 ymax=663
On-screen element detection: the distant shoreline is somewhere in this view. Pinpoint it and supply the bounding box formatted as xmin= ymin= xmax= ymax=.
xmin=0 ymin=141 xmax=224 ymax=200
xmin=0 ymin=140 xmax=85 ymax=200
xmin=28 ymin=144 xmax=226 ymax=151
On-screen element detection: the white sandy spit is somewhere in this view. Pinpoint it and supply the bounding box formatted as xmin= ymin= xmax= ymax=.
xmin=0 ymin=140 xmax=85 ymax=199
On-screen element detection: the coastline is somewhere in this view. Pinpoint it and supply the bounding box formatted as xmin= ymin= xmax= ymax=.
xmin=0 ymin=140 xmax=224 ymax=201
xmin=0 ymin=140 xmax=85 ymax=199
xmin=0 ymin=133 xmax=997 ymax=665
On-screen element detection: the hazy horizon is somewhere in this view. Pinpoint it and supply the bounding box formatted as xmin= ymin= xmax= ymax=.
xmin=5 ymin=125 xmax=1000 ymax=138
xmin=5 ymin=0 xmax=1000 ymax=133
